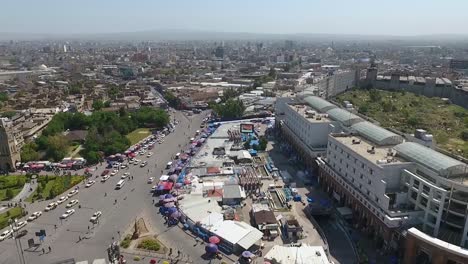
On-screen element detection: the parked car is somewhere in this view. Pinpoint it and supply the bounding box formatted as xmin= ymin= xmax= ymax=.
xmin=85 ymin=180 xmax=96 ymax=188
xmin=110 ymin=169 xmax=118 ymax=176
xmin=140 ymin=161 xmax=148 ymax=167
xmin=67 ymin=189 xmax=78 ymax=198
xmin=66 ymin=199 xmax=79 ymax=208
xmin=147 ymin=177 xmax=154 ymax=184
xmin=101 ymin=175 xmax=110 ymax=182
xmin=0 ymin=230 xmax=13 ymax=241
xmin=27 ymin=211 xmax=42 ymax=221
xmin=90 ymin=211 xmax=102 ymax=224
xmin=12 ymin=221 xmax=27 ymax=231
xmin=57 ymin=196 xmax=68 ymax=204
xmin=45 ymin=202 xmax=58 ymax=211
xmin=121 ymin=172 xmax=130 ymax=179
xmin=60 ymin=209 xmax=75 ymax=219
xmin=101 ymin=169 xmax=110 ymax=176
xmin=15 ymin=230 xmax=27 ymax=239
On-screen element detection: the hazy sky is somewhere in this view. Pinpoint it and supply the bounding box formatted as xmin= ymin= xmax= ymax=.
xmin=1 ymin=0 xmax=467 ymax=36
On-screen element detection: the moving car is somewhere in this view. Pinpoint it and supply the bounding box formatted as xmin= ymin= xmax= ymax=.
xmin=67 ymin=189 xmax=78 ymax=198
xmin=0 ymin=230 xmax=13 ymax=241
xmin=120 ymin=163 xmax=128 ymax=169
xmin=85 ymin=180 xmax=96 ymax=188
xmin=151 ymin=185 xmax=158 ymax=192
xmin=90 ymin=211 xmax=102 ymax=224
xmin=115 ymin=180 xmax=125 ymax=190
xmin=101 ymin=175 xmax=110 ymax=182
xmin=121 ymin=172 xmax=130 ymax=179
xmin=110 ymin=169 xmax=118 ymax=176
xmin=66 ymin=199 xmax=79 ymax=208
xmin=12 ymin=221 xmax=27 ymax=231
xmin=27 ymin=211 xmax=42 ymax=221
xmin=101 ymin=169 xmax=110 ymax=176
xmin=57 ymin=196 xmax=68 ymax=204
xmin=140 ymin=161 xmax=148 ymax=167
xmin=60 ymin=209 xmax=75 ymax=219
xmin=45 ymin=202 xmax=58 ymax=211
xmin=146 ymin=152 xmax=153 ymax=157
xmin=15 ymin=230 xmax=27 ymax=239
xmin=147 ymin=177 xmax=154 ymax=184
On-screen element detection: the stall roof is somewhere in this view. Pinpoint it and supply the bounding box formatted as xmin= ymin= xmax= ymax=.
xmin=210 ymin=220 xmax=262 ymax=249
xmin=264 ymin=245 xmax=330 ymax=264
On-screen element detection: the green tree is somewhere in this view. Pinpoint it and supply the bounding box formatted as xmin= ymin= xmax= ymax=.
xmin=369 ymin=89 xmax=381 ymax=102
xmin=258 ymin=137 xmax=268 ymax=151
xmin=164 ymin=91 xmax=182 ymax=109
xmin=92 ymin=100 xmax=104 ymax=111
xmin=46 ymin=135 xmax=69 ymax=161
xmin=213 ymin=99 xmax=245 ymax=120
xmin=21 ymin=142 xmax=40 ymax=162
xmin=359 ymin=104 xmax=369 ymax=114
xmin=0 ymin=92 xmax=8 ymax=102
xmin=6 ymin=189 xmax=14 ymax=200
xmin=461 ymin=130 xmax=468 ymax=141
xmin=268 ymin=67 xmax=277 ymax=79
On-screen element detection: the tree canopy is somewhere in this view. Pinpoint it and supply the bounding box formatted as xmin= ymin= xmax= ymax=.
xmin=23 ymin=107 xmax=169 ymax=163
xmin=212 ymin=99 xmax=245 ymax=120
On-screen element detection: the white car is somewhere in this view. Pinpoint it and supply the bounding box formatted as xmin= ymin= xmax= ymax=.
xmin=121 ymin=172 xmax=130 ymax=179
xmin=140 ymin=161 xmax=148 ymax=167
xmin=139 ymin=150 xmax=146 ymax=156
xmin=85 ymin=180 xmax=96 ymax=188
xmin=90 ymin=211 xmax=102 ymax=223
xmin=57 ymin=196 xmax=68 ymax=204
xmin=110 ymin=169 xmax=118 ymax=176
xmin=0 ymin=230 xmax=13 ymax=241
xmin=45 ymin=202 xmax=58 ymax=211
xmin=120 ymin=163 xmax=128 ymax=169
xmin=101 ymin=175 xmax=110 ymax=182
xmin=27 ymin=211 xmax=42 ymax=222
xmin=147 ymin=177 xmax=154 ymax=184
xmin=12 ymin=221 xmax=27 ymax=231
xmin=151 ymin=185 xmax=157 ymax=192
xmin=66 ymin=199 xmax=79 ymax=208
xmin=112 ymin=162 xmax=121 ymax=168
xmin=60 ymin=209 xmax=75 ymax=219
xmin=67 ymin=189 xmax=79 ymax=198
xmin=146 ymin=152 xmax=153 ymax=158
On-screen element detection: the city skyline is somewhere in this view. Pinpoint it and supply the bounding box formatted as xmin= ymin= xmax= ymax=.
xmin=1 ymin=0 xmax=468 ymax=36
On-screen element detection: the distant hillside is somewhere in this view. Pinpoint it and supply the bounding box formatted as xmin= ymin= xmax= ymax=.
xmin=336 ymin=89 xmax=468 ymax=159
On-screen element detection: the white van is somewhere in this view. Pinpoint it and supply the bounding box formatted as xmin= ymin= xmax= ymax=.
xmin=116 ymin=180 xmax=125 ymax=189
xmin=166 ymin=161 xmax=173 ymax=169
xmin=175 ymin=153 xmax=180 ymax=159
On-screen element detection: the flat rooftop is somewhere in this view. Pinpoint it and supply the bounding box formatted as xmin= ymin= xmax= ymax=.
xmin=288 ymin=104 xmax=332 ymax=123
xmin=333 ymin=135 xmax=404 ymax=165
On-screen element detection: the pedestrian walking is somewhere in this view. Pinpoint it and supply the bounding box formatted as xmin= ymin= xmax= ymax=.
xmin=42 ymin=248 xmax=45 ymax=254
xmin=78 ymin=235 xmax=81 ymax=241
xmin=48 ymin=246 xmax=51 ymax=253
xmin=88 ymin=226 xmax=90 ymax=231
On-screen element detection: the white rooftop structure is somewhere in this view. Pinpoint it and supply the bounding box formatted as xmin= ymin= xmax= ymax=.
xmin=264 ymin=244 xmax=331 ymax=264
xmin=209 ymin=220 xmax=263 ymax=250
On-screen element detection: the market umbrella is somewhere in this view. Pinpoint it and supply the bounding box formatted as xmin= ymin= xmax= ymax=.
xmin=167 ymin=207 xmax=178 ymax=214
xmin=170 ymin=211 xmax=181 ymax=219
xmin=205 ymin=243 xmax=218 ymax=254
xmin=163 ymin=198 xmax=176 ymax=203
xmin=242 ymin=251 xmax=254 ymax=258
xmin=208 ymin=236 xmax=220 ymax=244
xmin=164 ymin=194 xmax=174 ymax=199
xmin=164 ymin=202 xmax=175 ymax=208
xmin=175 ymin=183 xmax=183 ymax=189
xmin=169 ymin=174 xmax=178 ymax=182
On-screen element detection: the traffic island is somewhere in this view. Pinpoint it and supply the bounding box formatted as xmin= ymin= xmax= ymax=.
xmin=119 ymin=216 xmax=167 ymax=255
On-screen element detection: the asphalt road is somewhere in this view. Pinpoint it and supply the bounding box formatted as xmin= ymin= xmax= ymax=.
xmin=0 ymin=110 xmax=211 ymax=264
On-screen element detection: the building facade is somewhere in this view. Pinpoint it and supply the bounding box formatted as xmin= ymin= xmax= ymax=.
xmin=275 ymin=94 xmax=468 ymax=262
xmin=0 ymin=118 xmax=21 ymax=171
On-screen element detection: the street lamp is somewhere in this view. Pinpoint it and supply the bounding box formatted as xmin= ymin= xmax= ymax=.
xmin=9 ymin=219 xmax=26 ymax=264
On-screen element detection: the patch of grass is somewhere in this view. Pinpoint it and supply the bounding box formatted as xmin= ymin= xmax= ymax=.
xmin=137 ymin=238 xmax=160 ymax=251
xmin=0 ymin=175 xmax=27 ymax=201
xmin=336 ymin=89 xmax=468 ymax=158
xmin=126 ymin=128 xmax=151 ymax=145
xmin=120 ymin=234 xmax=132 ymax=248
xmin=25 ymin=175 xmax=85 ymax=202
xmin=0 ymin=207 xmax=24 ymax=230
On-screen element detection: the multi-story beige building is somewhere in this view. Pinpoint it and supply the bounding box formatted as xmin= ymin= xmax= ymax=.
xmin=0 ymin=118 xmax=21 ymax=171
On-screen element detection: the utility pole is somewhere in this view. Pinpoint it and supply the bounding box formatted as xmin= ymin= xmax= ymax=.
xmin=9 ymin=219 xmax=26 ymax=264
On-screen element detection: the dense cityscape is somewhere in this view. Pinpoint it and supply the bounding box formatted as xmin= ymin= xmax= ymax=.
xmin=1 ymin=2 xmax=468 ymax=264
